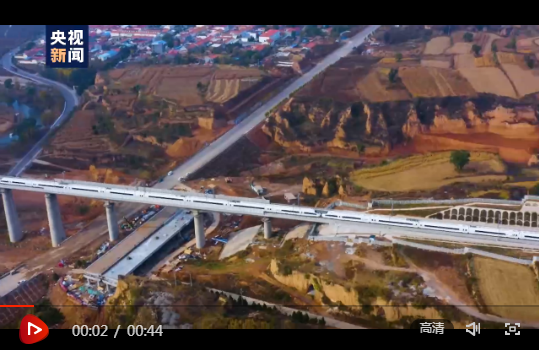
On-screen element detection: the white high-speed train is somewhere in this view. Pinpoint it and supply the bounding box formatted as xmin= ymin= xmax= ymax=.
xmin=2 ymin=176 xmax=539 ymax=242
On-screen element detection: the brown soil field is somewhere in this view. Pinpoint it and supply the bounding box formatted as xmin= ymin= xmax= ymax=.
xmin=445 ymin=42 xmax=473 ymax=55
xmin=298 ymin=56 xmax=378 ymax=103
xmin=356 ymin=69 xmax=411 ymax=102
xmin=214 ymin=66 xmax=264 ymax=79
xmin=106 ymin=65 xmax=265 ymax=107
xmin=458 ymin=67 xmax=517 ymax=98
xmin=166 ymin=127 xmax=231 ymax=159
xmin=399 ymin=67 xmax=477 ymax=98
xmin=400 ymin=132 xmax=539 ymax=164
xmin=156 ymin=77 xmax=207 ymax=106
xmin=424 ymin=36 xmax=452 ymax=55
xmin=502 ymin=64 xmax=539 ymax=97
xmin=47 ymin=110 xmax=111 ymax=155
xmin=398 ymin=246 xmax=475 ymax=307
xmin=421 ymin=59 xmax=452 ymax=69
xmin=454 ymin=54 xmax=476 ymax=69
xmin=474 ymin=257 xmax=539 ymax=322
xmin=351 ymin=152 xmax=506 ymax=192
xmin=206 ymin=79 xmax=241 ymax=103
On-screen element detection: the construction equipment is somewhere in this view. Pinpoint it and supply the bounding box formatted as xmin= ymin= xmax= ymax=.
xmin=122 ymin=217 xmax=134 ymax=230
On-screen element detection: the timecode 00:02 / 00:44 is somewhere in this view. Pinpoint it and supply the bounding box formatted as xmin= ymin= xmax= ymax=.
xmin=71 ymin=325 xmax=164 ymax=337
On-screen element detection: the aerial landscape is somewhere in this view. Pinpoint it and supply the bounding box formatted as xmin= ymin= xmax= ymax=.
xmin=1 ymin=24 xmax=539 ymax=332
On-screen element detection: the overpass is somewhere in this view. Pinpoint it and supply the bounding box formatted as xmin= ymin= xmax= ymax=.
xmin=3 ymin=176 xmax=539 ymax=250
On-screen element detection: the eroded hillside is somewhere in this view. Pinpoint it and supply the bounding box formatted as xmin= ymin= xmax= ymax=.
xmin=263 ymin=96 xmax=539 ymax=163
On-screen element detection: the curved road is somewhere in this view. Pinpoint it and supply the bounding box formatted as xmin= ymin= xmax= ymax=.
xmin=1 ymin=49 xmax=79 ymax=176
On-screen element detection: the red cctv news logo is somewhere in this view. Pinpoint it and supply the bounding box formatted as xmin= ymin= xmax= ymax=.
xmin=19 ymin=315 xmax=49 ymax=345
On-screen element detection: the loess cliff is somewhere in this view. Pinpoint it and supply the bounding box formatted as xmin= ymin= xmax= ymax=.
xmin=262 ymin=96 xmax=539 ymax=163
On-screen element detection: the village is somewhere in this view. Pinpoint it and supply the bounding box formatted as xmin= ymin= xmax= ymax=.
xmin=14 ymin=25 xmax=358 ymax=73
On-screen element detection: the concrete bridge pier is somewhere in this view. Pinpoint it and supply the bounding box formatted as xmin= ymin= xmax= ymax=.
xmin=105 ymin=201 xmax=119 ymax=242
xmin=1 ymin=189 xmax=22 ymax=243
xmin=193 ymin=211 xmax=205 ymax=249
xmin=45 ymin=193 xmax=66 ymax=247
xmin=263 ymin=218 xmax=273 ymax=239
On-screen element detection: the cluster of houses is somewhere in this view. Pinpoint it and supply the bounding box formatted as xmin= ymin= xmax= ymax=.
xmin=15 ymin=25 xmax=340 ymax=69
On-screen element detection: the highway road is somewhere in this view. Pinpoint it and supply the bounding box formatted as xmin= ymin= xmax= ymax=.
xmin=0 ymin=25 xmax=380 ymax=296
xmin=1 ymin=49 xmax=80 ymax=176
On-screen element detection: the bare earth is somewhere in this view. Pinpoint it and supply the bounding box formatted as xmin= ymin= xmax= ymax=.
xmin=474 ymin=257 xmax=539 ymax=322
xmin=424 ymin=37 xmax=452 ymax=56
xmin=458 ymin=67 xmax=517 ymax=98
xmin=399 ymin=67 xmax=476 ymax=98
xmin=445 ymin=42 xmax=473 ymax=55
xmin=501 ymin=64 xmax=539 ymax=97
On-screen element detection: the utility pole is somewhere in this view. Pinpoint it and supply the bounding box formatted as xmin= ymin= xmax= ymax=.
xmin=189 ymin=272 xmax=193 ymax=287
xmin=391 ymin=199 xmax=394 ymax=216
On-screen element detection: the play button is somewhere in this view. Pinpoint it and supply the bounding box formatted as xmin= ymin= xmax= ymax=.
xmin=20 ymin=315 xmax=49 ymax=345
xmin=28 ymin=322 xmax=42 ymax=335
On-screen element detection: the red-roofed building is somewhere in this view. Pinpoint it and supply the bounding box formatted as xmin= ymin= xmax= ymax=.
xmin=260 ymin=29 xmax=281 ymax=44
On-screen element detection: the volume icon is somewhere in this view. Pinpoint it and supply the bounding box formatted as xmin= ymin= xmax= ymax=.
xmin=466 ymin=322 xmax=480 ymax=336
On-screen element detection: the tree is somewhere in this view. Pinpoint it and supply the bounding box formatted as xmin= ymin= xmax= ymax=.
xmin=319 ymin=318 xmax=326 ymax=326
xmin=471 ymin=44 xmax=482 ymax=56
xmin=450 ymin=150 xmax=471 ymax=172
xmin=491 ymin=42 xmax=498 ymax=53
xmin=525 ymin=54 xmax=535 ymax=69
xmin=388 ymin=68 xmax=399 ymax=83
xmin=530 ymin=183 xmax=539 ymax=196
xmin=506 ymin=37 xmax=517 ymax=50
xmin=395 ymin=52 xmax=403 ymax=62
xmin=463 ymin=32 xmax=474 ymax=43
xmin=4 ymin=79 xmax=13 ymax=89
xmin=41 ymin=110 xmax=56 ymax=127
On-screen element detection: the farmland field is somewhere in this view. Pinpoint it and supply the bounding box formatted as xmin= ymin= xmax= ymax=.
xmin=105 ymin=65 xmax=265 ymax=107
xmin=458 ymin=67 xmax=517 ymax=98
xmin=351 ymin=152 xmax=506 ymax=192
xmin=454 ymin=54 xmax=476 ymax=69
xmin=474 ymin=257 xmax=539 ymax=322
xmin=399 ymin=67 xmax=476 ymax=98
xmin=356 ymin=69 xmax=411 ymax=102
xmin=424 ymin=37 xmax=452 ymax=55
xmin=445 ymin=43 xmax=473 ymax=55
xmin=501 ymin=63 xmax=539 ymax=97
xmin=421 ymin=59 xmax=452 ymax=69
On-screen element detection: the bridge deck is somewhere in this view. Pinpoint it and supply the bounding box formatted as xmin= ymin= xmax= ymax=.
xmin=86 ymin=207 xmax=179 ymax=275
xmin=103 ymin=211 xmax=192 ymax=280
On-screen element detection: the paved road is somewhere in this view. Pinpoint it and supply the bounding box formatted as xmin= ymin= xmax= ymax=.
xmin=0 ymin=25 xmax=380 ymax=296
xmin=1 ymin=49 xmax=80 ymax=176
